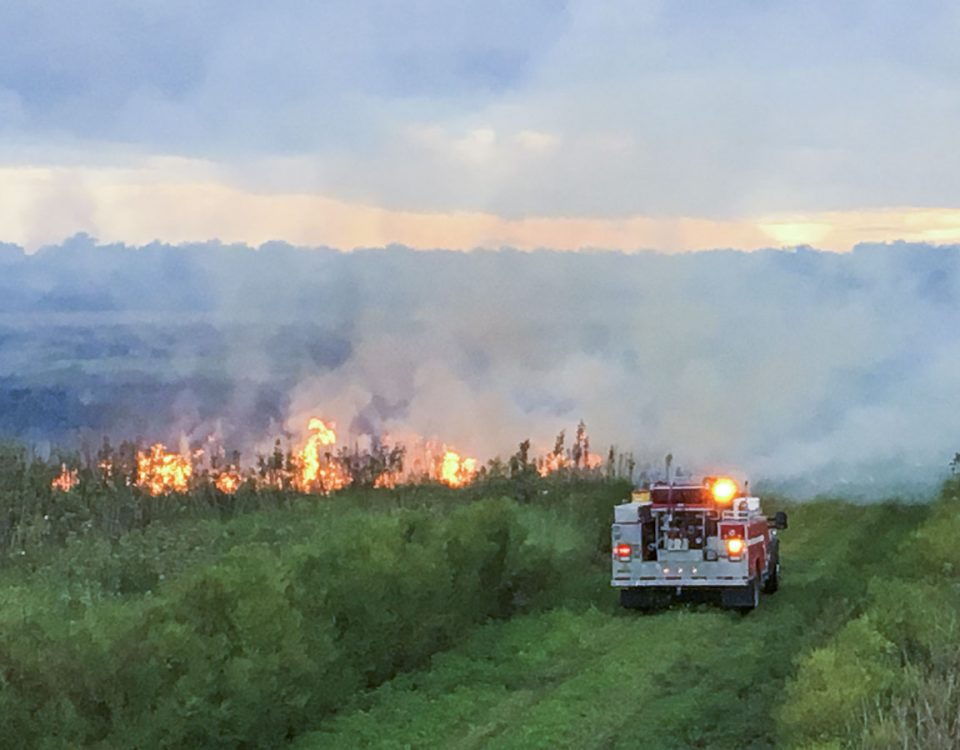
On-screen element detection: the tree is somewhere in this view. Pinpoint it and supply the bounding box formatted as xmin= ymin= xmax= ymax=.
xmin=509 ymin=439 xmax=532 ymax=478
xmin=572 ymin=421 xmax=587 ymax=468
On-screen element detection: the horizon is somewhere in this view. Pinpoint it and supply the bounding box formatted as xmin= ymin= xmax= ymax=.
xmin=4 ymin=2 xmax=960 ymax=251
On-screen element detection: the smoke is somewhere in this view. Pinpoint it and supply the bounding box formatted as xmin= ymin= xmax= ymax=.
xmin=1 ymin=235 xmax=958 ymax=496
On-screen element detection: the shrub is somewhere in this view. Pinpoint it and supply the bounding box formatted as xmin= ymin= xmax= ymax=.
xmin=0 ymin=492 xmax=605 ymax=747
xmin=777 ymin=616 xmax=899 ymax=746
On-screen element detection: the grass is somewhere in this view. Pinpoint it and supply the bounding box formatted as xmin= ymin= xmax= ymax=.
xmin=292 ymin=500 xmax=930 ymax=750
xmin=0 ymin=469 xmax=950 ymax=749
xmin=0 ymin=480 xmax=632 ymax=748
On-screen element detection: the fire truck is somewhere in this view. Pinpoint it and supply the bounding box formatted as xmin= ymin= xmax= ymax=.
xmin=611 ymin=477 xmax=787 ymax=611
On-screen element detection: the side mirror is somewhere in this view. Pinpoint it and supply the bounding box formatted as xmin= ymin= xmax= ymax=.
xmin=772 ymin=511 xmax=788 ymax=530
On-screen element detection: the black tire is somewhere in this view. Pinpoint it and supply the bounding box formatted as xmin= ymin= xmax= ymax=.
xmin=721 ymin=576 xmax=760 ymax=612
xmin=763 ymin=555 xmax=780 ymax=594
xmin=744 ymin=576 xmax=761 ymax=611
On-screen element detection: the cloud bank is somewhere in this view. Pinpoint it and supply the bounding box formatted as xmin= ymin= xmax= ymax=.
xmin=3 ymin=2 xmax=960 ymax=225
xmin=1 ymin=236 xmax=957 ymax=496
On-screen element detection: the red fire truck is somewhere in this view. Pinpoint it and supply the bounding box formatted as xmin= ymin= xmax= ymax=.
xmin=611 ymin=477 xmax=787 ymax=611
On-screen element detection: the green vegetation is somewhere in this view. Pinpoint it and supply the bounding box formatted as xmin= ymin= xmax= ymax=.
xmin=3 ymin=436 xmax=959 ymax=749
xmin=779 ymin=478 xmax=960 ymax=749
xmin=293 ymin=500 xmax=932 ymax=750
xmin=0 ymin=443 xmax=628 ymax=748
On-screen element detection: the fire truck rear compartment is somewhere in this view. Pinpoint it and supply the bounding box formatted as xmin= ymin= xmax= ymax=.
xmin=612 ymin=503 xmax=764 ymax=607
xmin=612 ymin=481 xmax=785 ymax=611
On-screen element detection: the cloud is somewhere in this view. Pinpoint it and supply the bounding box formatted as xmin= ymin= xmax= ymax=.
xmin=6 ymin=163 xmax=960 ymax=253
xmin=2 ymin=2 xmax=960 ymax=222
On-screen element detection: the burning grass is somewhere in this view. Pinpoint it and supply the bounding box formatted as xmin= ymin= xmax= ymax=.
xmin=6 ymin=419 xmax=632 ymax=563
xmin=46 ymin=418 xmax=624 ymax=500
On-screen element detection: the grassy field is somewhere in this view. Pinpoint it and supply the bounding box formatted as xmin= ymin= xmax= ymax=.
xmin=3 ymin=462 xmax=958 ymax=748
xmin=293 ymin=500 xmax=932 ymax=749
xmin=0 ymin=472 xmax=629 ymax=748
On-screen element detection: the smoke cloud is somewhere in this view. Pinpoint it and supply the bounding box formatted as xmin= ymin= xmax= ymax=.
xmin=1 ymin=234 xmax=957 ymax=497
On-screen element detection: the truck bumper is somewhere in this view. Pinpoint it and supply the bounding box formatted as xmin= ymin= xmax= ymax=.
xmin=611 ymin=559 xmax=749 ymax=588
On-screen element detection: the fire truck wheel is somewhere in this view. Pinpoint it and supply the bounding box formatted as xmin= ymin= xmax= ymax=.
xmin=722 ymin=577 xmax=760 ymax=611
xmin=744 ymin=576 xmax=761 ymax=611
xmin=763 ymin=556 xmax=780 ymax=594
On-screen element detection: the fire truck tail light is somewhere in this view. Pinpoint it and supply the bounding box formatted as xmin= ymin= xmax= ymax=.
xmin=615 ymin=543 xmax=632 ymax=561
xmin=726 ymin=537 xmax=745 ymax=558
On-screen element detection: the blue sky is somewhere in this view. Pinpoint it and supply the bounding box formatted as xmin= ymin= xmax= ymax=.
xmin=2 ymin=1 xmax=960 ymax=250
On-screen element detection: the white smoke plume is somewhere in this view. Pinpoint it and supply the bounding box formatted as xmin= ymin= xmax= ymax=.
xmin=1 ymin=235 xmax=957 ymax=497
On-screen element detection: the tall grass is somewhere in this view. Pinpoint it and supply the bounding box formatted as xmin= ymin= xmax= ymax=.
xmin=776 ymin=477 xmax=960 ymax=748
xmin=0 ymin=472 xmax=629 ymax=748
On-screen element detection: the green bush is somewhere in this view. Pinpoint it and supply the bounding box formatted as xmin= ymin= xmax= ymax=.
xmin=776 ymin=479 xmax=960 ymax=748
xmin=777 ymin=616 xmax=899 ymax=745
xmin=0 ymin=492 xmax=606 ymax=748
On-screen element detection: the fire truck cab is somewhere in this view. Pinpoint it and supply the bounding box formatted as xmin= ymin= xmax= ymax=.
xmin=611 ymin=477 xmax=787 ymax=611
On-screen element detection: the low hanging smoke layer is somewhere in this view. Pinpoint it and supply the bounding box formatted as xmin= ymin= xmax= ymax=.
xmin=1 ymin=234 xmax=957 ymax=496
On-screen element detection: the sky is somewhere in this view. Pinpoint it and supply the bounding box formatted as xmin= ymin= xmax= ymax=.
xmin=3 ymin=1 xmax=960 ymax=251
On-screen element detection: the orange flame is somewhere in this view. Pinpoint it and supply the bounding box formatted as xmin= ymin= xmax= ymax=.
xmin=539 ymin=452 xmax=602 ymax=476
xmin=538 ymin=439 xmax=603 ymax=476
xmin=215 ymin=469 xmax=243 ymax=494
xmin=51 ymin=464 xmax=78 ymax=492
xmin=137 ymin=444 xmax=192 ymax=495
xmin=439 ymin=450 xmax=478 ymax=487
xmin=585 ymin=453 xmax=603 ymax=470
xmin=296 ymin=418 xmax=351 ymax=494
xmin=373 ymin=471 xmax=400 ymax=489
xmin=538 ymin=452 xmax=568 ymax=477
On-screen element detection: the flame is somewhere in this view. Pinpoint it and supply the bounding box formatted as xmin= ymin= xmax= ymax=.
xmin=439 ymin=450 xmax=478 ymax=487
xmin=51 ymin=464 xmax=78 ymax=492
xmin=137 ymin=443 xmax=192 ymax=495
xmin=307 ymin=417 xmax=337 ymax=445
xmin=373 ymin=471 xmax=400 ymax=489
xmin=538 ymin=452 xmax=569 ymax=477
xmin=584 ymin=453 xmax=603 ymax=470
xmin=539 ymin=451 xmax=602 ymax=476
xmin=215 ymin=469 xmax=243 ymax=494
xmin=78 ymin=419 xmax=609 ymax=496
xmin=296 ymin=418 xmax=351 ymax=494
xmin=538 ymin=420 xmax=603 ymax=476
xmin=98 ymin=459 xmax=113 ymax=480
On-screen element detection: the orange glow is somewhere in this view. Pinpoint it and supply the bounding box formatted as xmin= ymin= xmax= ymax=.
xmin=215 ymin=470 xmax=242 ymax=494
xmin=98 ymin=459 xmax=113 ymax=480
xmin=295 ymin=418 xmax=351 ymax=494
xmin=137 ymin=444 xmax=192 ymax=495
xmin=51 ymin=464 xmax=78 ymax=492
xmin=538 ymin=451 xmax=602 ymax=476
xmin=306 ymin=417 xmax=336 ymax=445
xmin=373 ymin=471 xmax=401 ymax=489
xmin=538 ymin=452 xmax=569 ymax=477
xmin=439 ymin=450 xmax=478 ymax=487
xmin=726 ymin=537 xmax=745 ymax=557
xmin=711 ymin=477 xmax=738 ymax=504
